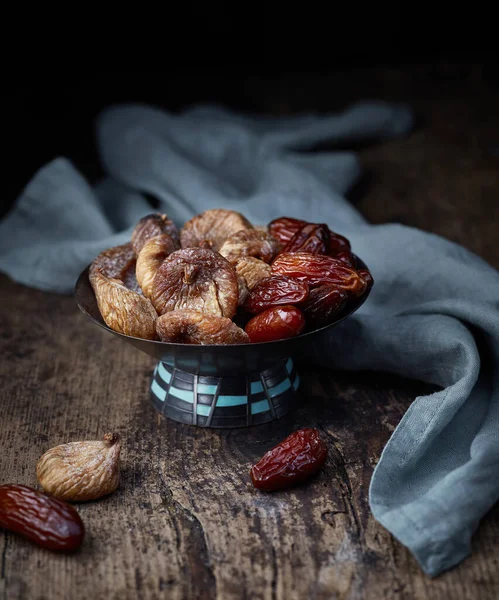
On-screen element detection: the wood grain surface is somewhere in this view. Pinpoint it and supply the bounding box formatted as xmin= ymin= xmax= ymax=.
xmin=1 ymin=67 xmax=499 ymax=599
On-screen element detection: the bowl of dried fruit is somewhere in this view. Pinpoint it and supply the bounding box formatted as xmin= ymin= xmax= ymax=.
xmin=75 ymin=209 xmax=373 ymax=428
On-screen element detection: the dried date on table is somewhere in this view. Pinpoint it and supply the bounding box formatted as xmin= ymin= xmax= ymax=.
xmin=180 ymin=208 xmax=253 ymax=251
xmin=156 ymin=309 xmax=250 ymax=344
xmin=150 ymin=247 xmax=239 ymax=318
xmin=136 ymin=233 xmax=178 ymax=298
xmin=250 ymin=428 xmax=328 ymax=492
xmin=219 ymin=229 xmax=280 ymax=264
xmin=132 ymin=213 xmax=180 ymax=254
xmin=0 ymin=484 xmax=85 ymax=551
xmin=272 ymin=252 xmax=367 ymax=297
xmin=244 ymin=276 xmax=309 ymax=314
xmin=90 ymin=270 xmax=158 ymax=340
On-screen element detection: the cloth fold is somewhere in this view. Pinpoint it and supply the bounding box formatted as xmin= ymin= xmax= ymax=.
xmin=1 ymin=100 xmax=498 ymax=577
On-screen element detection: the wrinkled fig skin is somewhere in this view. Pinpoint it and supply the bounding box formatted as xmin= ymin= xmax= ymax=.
xmin=235 ymin=257 xmax=272 ymax=291
xmin=219 ymin=229 xmax=281 ymax=265
xmin=136 ymin=234 xmax=177 ymax=298
xmin=89 ymin=243 xmax=136 ymax=281
xmin=150 ymin=248 xmax=239 ymax=319
xmin=36 ymin=433 xmax=122 ymax=502
xmin=156 ymin=309 xmax=250 ymax=345
xmin=180 ymin=208 xmax=253 ymax=251
xmin=132 ymin=213 xmax=180 ymax=255
xmin=90 ymin=270 xmax=158 ymax=339
xmin=121 ymin=260 xmax=142 ymax=294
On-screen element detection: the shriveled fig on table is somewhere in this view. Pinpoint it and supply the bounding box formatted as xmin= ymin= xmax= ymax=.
xmin=36 ymin=433 xmax=122 ymax=502
xmin=235 ymin=257 xmax=272 ymax=291
xmin=156 ymin=309 xmax=250 ymax=344
xmin=180 ymin=208 xmax=253 ymax=251
xmin=89 ymin=242 xmax=135 ymax=281
xmin=219 ymin=229 xmax=280 ymax=264
xmin=132 ymin=213 xmax=180 ymax=254
xmin=90 ymin=270 xmax=158 ymax=339
xmin=136 ymin=234 xmax=177 ymax=298
xmin=150 ymin=248 xmax=238 ymax=318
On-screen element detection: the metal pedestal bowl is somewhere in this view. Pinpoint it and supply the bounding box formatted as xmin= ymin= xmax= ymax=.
xmin=75 ymin=258 xmax=371 ymax=428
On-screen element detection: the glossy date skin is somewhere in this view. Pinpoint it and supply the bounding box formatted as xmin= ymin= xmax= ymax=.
xmin=0 ymin=484 xmax=85 ymax=551
xmin=301 ymin=285 xmax=348 ymax=328
xmin=250 ymin=428 xmax=328 ymax=492
xmin=280 ymin=223 xmax=330 ymax=256
xmin=243 ymin=276 xmax=309 ymax=314
xmin=272 ymin=252 xmax=367 ymax=297
xmin=244 ymin=305 xmax=305 ymax=343
xmin=268 ymin=217 xmax=307 ymax=245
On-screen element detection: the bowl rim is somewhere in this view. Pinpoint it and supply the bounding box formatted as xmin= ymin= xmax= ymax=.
xmin=74 ymin=255 xmax=372 ymax=349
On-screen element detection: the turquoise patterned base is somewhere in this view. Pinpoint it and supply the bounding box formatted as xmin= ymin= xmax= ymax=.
xmin=150 ymin=358 xmax=300 ymax=428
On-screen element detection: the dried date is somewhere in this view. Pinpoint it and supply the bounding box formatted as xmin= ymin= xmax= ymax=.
xmin=0 ymin=484 xmax=85 ymax=551
xmin=268 ymin=216 xmax=307 ymax=244
xmin=280 ymin=223 xmax=330 ymax=256
xmin=301 ymin=285 xmax=348 ymax=328
xmin=156 ymin=309 xmax=249 ymax=344
xmin=357 ymin=269 xmax=374 ymax=292
xmin=150 ymin=248 xmax=239 ymax=318
xmin=245 ymin=305 xmax=305 ymax=343
xmin=328 ymin=231 xmax=351 ymax=256
xmin=272 ymin=252 xmax=367 ymax=297
xmin=250 ymin=428 xmax=328 ymax=491
xmin=243 ymin=276 xmax=309 ymax=314
xmin=334 ymin=250 xmax=357 ymax=269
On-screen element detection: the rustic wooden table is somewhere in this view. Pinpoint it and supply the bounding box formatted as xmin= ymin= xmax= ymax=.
xmin=1 ymin=68 xmax=498 ymax=599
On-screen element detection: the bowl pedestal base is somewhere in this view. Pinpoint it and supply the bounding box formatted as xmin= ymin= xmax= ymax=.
xmin=150 ymin=358 xmax=300 ymax=428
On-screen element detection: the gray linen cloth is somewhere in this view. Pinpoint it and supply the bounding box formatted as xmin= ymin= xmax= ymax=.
xmin=1 ymin=101 xmax=498 ymax=577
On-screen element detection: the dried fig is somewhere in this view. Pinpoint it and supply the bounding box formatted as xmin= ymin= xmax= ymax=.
xmin=135 ymin=233 xmax=177 ymax=298
xmin=237 ymin=275 xmax=251 ymax=306
xmin=132 ymin=213 xmax=180 ymax=254
xmin=235 ymin=257 xmax=272 ymax=291
xmin=156 ymin=309 xmax=250 ymax=344
xmin=244 ymin=276 xmax=309 ymax=314
xmin=121 ymin=261 xmax=142 ymax=294
xmin=90 ymin=270 xmax=158 ymax=339
xmin=268 ymin=217 xmax=308 ymax=245
xmin=180 ymin=208 xmax=253 ymax=251
xmin=150 ymin=248 xmax=238 ymax=318
xmin=89 ymin=242 xmax=135 ymax=281
xmin=36 ymin=433 xmax=122 ymax=502
xmin=219 ymin=229 xmax=280 ymax=264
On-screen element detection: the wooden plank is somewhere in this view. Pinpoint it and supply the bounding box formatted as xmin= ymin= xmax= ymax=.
xmin=0 ymin=277 xmax=498 ymax=599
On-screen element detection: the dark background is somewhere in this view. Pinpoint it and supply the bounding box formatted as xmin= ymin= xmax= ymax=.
xmin=3 ymin=55 xmax=498 ymax=222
